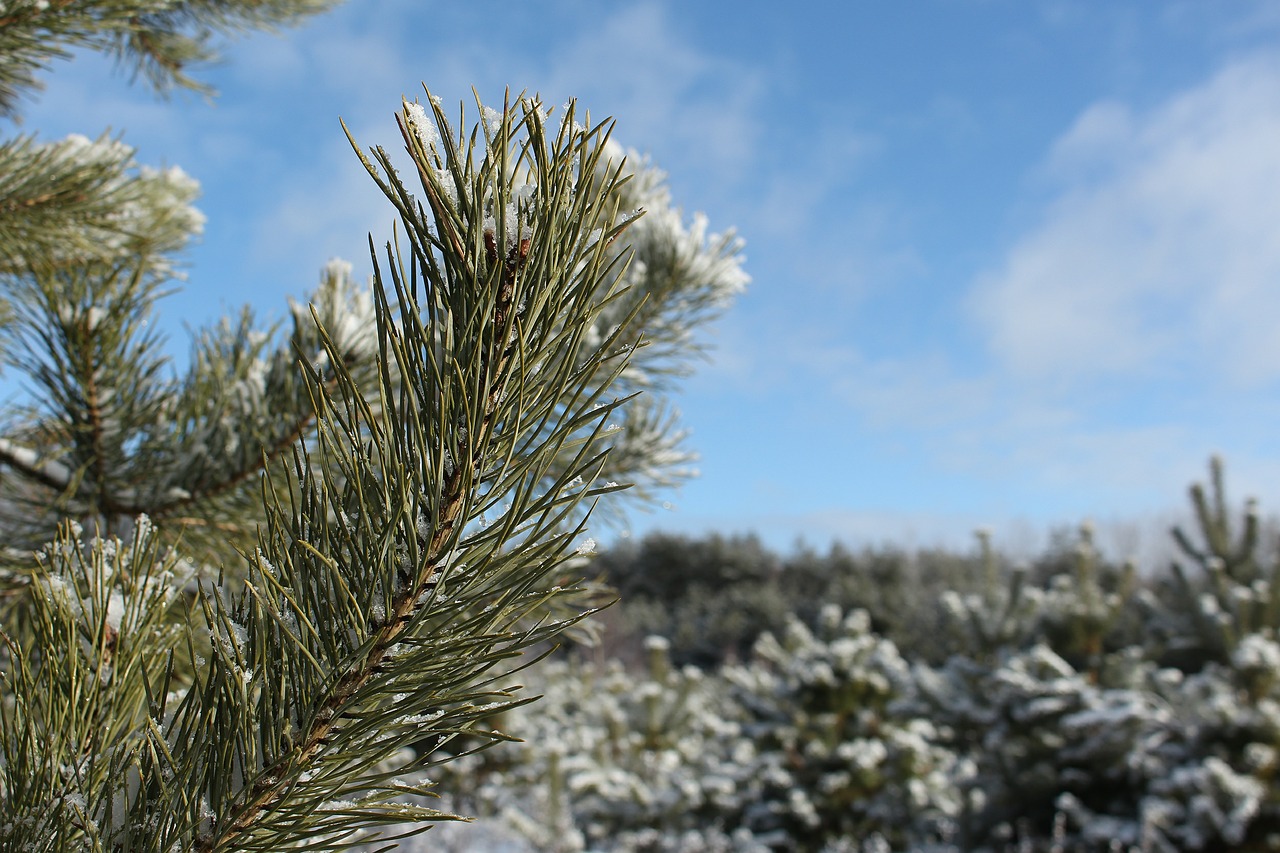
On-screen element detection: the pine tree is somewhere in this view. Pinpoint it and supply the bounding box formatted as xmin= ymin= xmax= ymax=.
xmin=722 ymin=606 xmax=963 ymax=850
xmin=1153 ymin=455 xmax=1280 ymax=670
xmin=908 ymin=527 xmax=1152 ymax=850
xmin=433 ymin=635 xmax=757 ymax=852
xmin=0 ymin=6 xmax=746 ymax=849
xmin=1134 ymin=458 xmax=1280 ymax=849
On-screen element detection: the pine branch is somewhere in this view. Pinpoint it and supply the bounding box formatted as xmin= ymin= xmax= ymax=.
xmin=0 ymin=0 xmax=343 ymax=116
xmin=139 ymin=401 xmax=315 ymax=521
xmin=0 ymin=258 xmax=379 ymax=568
xmin=0 ymin=132 xmax=202 ymax=279
xmin=138 ymin=92 xmax=647 ymax=851
xmin=0 ymin=436 xmax=73 ymax=492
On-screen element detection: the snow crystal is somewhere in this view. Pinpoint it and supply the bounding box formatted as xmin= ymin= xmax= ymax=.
xmin=211 ymin=619 xmax=248 ymax=656
xmin=40 ymin=574 xmax=78 ymax=614
xmin=1233 ymin=633 xmax=1280 ymax=672
xmin=643 ymin=635 xmax=671 ymax=652
xmin=481 ymin=105 xmax=504 ymax=137
xmin=0 ymin=438 xmax=72 ymax=489
xmin=104 ymin=591 xmax=125 ymax=631
xmin=404 ymin=101 xmax=439 ymax=150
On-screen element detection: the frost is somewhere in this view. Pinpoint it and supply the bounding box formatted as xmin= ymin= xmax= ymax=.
xmin=104 ymin=591 xmax=125 ymax=631
xmin=291 ymin=257 xmax=378 ymax=366
xmin=403 ymin=101 xmax=439 ymax=150
xmin=430 ymin=167 xmax=457 ymax=205
xmin=211 ymin=618 xmax=248 ymax=656
xmin=0 ymin=438 xmax=72 ymax=489
xmin=1233 ymin=632 xmax=1280 ymax=672
xmin=480 ymin=105 xmax=504 ymax=137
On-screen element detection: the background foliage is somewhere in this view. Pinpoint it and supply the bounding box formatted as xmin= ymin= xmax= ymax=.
xmin=424 ymin=458 xmax=1280 ymax=852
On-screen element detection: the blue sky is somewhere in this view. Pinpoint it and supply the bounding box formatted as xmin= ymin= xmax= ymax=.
xmin=17 ymin=1 xmax=1280 ymax=561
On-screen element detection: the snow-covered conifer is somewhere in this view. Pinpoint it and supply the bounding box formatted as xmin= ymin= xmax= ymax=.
xmin=0 ymin=8 xmax=745 ymax=849
xmin=722 ymin=606 xmax=964 ymax=850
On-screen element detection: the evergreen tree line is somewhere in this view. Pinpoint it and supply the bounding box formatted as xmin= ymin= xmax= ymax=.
xmin=584 ymin=520 xmax=1147 ymax=672
xmin=419 ymin=457 xmax=1280 ymax=852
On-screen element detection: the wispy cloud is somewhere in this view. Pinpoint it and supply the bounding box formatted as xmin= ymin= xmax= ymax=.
xmin=532 ymin=2 xmax=765 ymax=191
xmin=970 ymin=54 xmax=1280 ymax=387
xmin=702 ymin=44 xmax=1280 ymax=525
xmin=235 ymin=0 xmax=772 ymax=302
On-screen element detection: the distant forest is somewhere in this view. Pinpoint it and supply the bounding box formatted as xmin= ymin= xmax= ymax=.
xmin=583 ymin=521 xmax=1156 ymax=669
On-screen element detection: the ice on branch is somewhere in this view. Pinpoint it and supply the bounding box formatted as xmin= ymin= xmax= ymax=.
xmin=480 ymin=105 xmax=503 ymax=138
xmin=14 ymin=133 xmax=206 ymax=275
xmin=573 ymin=138 xmax=748 ymax=396
xmin=403 ymin=101 xmax=439 ymax=151
xmin=290 ymin=257 xmax=377 ymax=368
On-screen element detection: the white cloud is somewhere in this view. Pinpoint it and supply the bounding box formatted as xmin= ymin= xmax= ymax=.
xmin=682 ymin=54 xmax=1280 ymax=548
xmin=234 ymin=0 xmax=768 ymax=284
xmin=710 ymin=319 xmax=1280 ymax=536
xmin=532 ymin=2 xmax=764 ymax=193
xmin=285 ymin=1 xmax=766 ymax=194
xmin=748 ymin=124 xmax=880 ymax=242
xmin=824 ymin=349 xmax=996 ymax=432
xmin=971 ymin=55 xmax=1280 ymax=386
